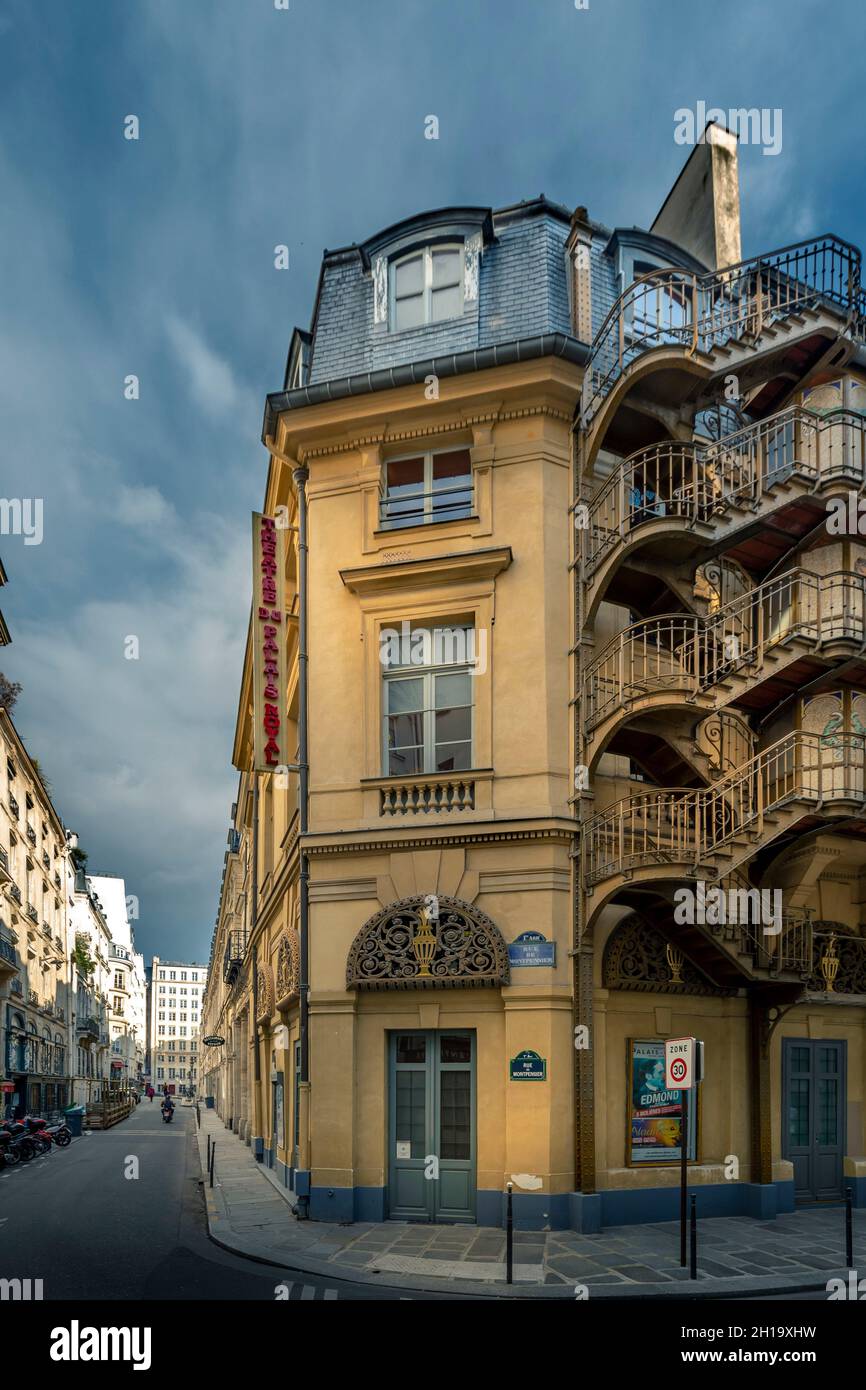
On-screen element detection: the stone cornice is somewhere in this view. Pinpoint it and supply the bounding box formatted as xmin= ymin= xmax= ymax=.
xmin=298 ymin=403 xmax=572 ymax=462
xmin=303 ymin=820 xmax=576 ymax=857
xmin=340 ymin=545 xmax=512 ymax=595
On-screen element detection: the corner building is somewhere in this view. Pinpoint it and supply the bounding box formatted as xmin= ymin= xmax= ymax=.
xmin=209 ymin=126 xmax=866 ymax=1230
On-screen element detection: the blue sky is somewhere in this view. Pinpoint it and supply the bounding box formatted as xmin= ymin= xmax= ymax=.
xmin=0 ymin=0 xmax=863 ymax=964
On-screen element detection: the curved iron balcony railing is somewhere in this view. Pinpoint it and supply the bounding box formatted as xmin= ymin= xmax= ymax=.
xmin=584 ymin=729 xmax=866 ymax=889
xmin=584 ymin=569 xmax=866 ymax=733
xmin=581 ymin=235 xmax=863 ymax=424
xmin=697 ymin=870 xmax=813 ymax=977
xmin=582 ymin=405 xmax=866 ymax=580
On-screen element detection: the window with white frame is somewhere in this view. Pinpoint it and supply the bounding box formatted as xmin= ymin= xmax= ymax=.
xmin=381 ymin=448 xmax=472 ymax=529
xmin=382 ymin=624 xmax=474 ymax=776
xmin=391 ymin=245 xmax=463 ymax=331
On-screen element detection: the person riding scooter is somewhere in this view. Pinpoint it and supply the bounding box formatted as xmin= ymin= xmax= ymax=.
xmin=160 ymin=1095 xmax=175 ymax=1124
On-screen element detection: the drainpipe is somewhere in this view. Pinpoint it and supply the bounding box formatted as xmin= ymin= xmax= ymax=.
xmin=294 ymin=464 xmax=311 ymax=1219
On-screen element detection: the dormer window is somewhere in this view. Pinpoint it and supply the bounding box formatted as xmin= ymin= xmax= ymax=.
xmin=391 ymin=245 xmax=463 ymax=331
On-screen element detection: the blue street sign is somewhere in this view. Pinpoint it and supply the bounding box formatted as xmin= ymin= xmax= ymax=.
xmin=509 ymin=1050 xmax=547 ymax=1081
xmin=508 ymin=931 xmax=556 ymax=967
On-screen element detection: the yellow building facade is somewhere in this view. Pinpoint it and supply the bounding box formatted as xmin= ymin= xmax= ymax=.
xmin=203 ymin=133 xmax=866 ymax=1230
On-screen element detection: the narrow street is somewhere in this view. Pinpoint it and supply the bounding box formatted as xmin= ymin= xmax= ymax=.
xmin=0 ymin=1104 xmax=440 ymax=1301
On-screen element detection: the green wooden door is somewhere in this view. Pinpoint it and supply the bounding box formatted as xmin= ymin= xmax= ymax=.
xmin=388 ymin=1030 xmax=475 ymax=1222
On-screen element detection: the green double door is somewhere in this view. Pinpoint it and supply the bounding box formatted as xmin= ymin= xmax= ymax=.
xmin=388 ymin=1030 xmax=475 ymax=1223
xmin=782 ymin=1038 xmax=846 ymax=1202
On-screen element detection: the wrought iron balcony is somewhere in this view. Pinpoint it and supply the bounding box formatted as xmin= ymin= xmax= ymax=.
xmin=26 ymin=824 xmax=36 ymax=845
xmin=223 ymin=929 xmax=248 ymax=985
xmin=8 ymin=883 xmax=21 ymax=905
xmin=580 ymin=405 xmax=866 ymax=583
xmin=584 ymin=730 xmax=866 ymax=891
xmin=8 ymin=795 xmax=18 ymax=817
xmin=582 ymin=235 xmax=862 ymax=425
xmin=0 ymin=847 xmax=8 ymax=884
xmin=42 ymin=851 xmax=50 ymax=869
xmin=583 ymin=569 xmax=866 ymax=742
xmin=26 ymin=902 xmax=38 ymax=922
xmin=0 ymin=936 xmax=16 ymax=972
xmin=77 ymin=1016 xmax=100 ymax=1039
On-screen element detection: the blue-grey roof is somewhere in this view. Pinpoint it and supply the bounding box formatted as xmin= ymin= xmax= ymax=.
xmin=269 ymin=198 xmax=704 ymax=423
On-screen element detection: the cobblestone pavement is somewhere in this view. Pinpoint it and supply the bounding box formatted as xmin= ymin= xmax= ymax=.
xmin=197 ymin=1109 xmax=861 ymax=1295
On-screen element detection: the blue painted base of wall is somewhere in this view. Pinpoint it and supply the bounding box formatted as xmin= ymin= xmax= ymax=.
xmin=300 ymin=1180 xmax=798 ymax=1229
xmin=598 ymin=1180 xmax=796 ymax=1227
xmin=252 ymin=1135 xmax=264 ymax=1162
xmin=846 ymin=1177 xmax=866 ymax=1208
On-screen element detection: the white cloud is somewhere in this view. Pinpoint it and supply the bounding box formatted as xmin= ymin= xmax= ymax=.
xmin=164 ymin=313 xmax=254 ymax=420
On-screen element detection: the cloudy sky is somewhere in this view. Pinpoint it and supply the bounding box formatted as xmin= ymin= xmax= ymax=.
xmin=1 ymin=0 xmax=863 ymax=964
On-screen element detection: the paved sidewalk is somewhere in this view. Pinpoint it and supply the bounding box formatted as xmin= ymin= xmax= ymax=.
xmin=195 ymin=1108 xmax=861 ymax=1299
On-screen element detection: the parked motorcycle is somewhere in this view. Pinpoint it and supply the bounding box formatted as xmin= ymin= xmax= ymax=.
xmin=0 ymin=1122 xmax=36 ymax=1162
xmin=24 ymin=1116 xmax=70 ymax=1154
xmin=0 ymin=1128 xmax=22 ymax=1167
xmin=44 ymin=1122 xmax=72 ymax=1148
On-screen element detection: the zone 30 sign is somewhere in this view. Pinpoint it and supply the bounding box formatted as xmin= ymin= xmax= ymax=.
xmin=664 ymin=1036 xmax=704 ymax=1091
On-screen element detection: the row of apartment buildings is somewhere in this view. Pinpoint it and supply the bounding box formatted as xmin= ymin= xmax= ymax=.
xmin=202 ymin=125 xmax=866 ymax=1231
xmin=0 ymin=570 xmax=148 ymax=1115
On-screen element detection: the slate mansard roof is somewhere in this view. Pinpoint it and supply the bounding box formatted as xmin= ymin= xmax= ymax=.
xmin=266 ymin=197 xmax=706 ymax=432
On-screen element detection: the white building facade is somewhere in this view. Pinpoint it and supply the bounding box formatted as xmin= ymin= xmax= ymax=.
xmin=88 ymin=874 xmax=147 ymax=1091
xmin=67 ymin=862 xmax=111 ymax=1106
xmin=149 ymin=957 xmax=205 ymax=1095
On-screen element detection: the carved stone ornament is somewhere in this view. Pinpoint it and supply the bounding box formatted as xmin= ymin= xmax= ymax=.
xmin=256 ymin=963 xmax=274 ymax=1021
xmin=373 ymin=256 xmax=387 ymax=324
xmin=346 ymin=895 xmax=510 ymax=991
xmin=464 ymin=233 xmax=482 ymax=302
xmin=275 ymin=929 xmax=300 ymax=1005
xmin=602 ymin=913 xmax=734 ymax=995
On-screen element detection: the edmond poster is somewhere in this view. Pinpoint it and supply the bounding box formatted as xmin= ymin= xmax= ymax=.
xmin=627 ymin=1039 xmax=697 ymax=1166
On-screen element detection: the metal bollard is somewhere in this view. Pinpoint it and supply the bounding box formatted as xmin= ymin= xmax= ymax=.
xmin=506 ymin=1181 xmax=514 ymax=1285
xmin=689 ymin=1194 xmax=697 ymax=1280
xmin=196 ymin=1103 xmax=201 ymax=1131
xmin=209 ymin=1141 xmax=216 ymax=1189
xmin=207 ymin=1134 xmax=211 ymax=1169
xmin=846 ymin=1187 xmax=853 ymax=1268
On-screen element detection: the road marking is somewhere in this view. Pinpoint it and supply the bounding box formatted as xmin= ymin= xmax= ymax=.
xmin=280 ymin=1281 xmax=340 ymax=1301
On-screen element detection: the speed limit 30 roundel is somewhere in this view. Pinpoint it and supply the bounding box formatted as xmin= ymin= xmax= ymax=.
xmin=670 ymin=1057 xmax=687 ymax=1083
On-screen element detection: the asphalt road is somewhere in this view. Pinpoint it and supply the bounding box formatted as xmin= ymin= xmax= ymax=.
xmin=0 ymin=1103 xmax=450 ymax=1301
